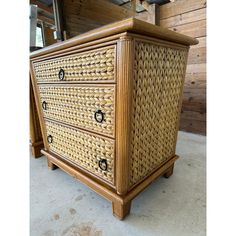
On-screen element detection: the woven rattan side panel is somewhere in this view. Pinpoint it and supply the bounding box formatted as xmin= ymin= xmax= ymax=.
xmin=129 ymin=41 xmax=188 ymax=187
xmin=33 ymin=46 xmax=115 ymax=82
xmin=38 ymin=85 xmax=115 ymax=137
xmin=45 ymin=121 xmax=115 ymax=184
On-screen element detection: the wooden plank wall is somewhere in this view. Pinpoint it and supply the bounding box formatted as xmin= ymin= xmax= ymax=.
xmin=160 ymin=0 xmax=206 ymax=135
xmin=61 ymin=0 xmax=134 ymax=38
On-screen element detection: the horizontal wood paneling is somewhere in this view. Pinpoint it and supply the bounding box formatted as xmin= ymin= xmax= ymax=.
xmin=192 ymin=37 xmax=206 ymax=49
xmin=160 ymin=8 xmax=206 ymax=28
xmin=160 ymin=0 xmax=206 ymax=19
xmin=160 ymin=0 xmax=206 ymax=135
xmin=62 ymin=0 xmax=134 ymax=38
xmin=184 ymin=73 xmax=206 ymax=90
xmin=187 ymin=47 xmax=206 ymax=64
xmin=168 ymin=19 xmax=206 ymax=38
xmin=180 ymin=118 xmax=206 ymax=134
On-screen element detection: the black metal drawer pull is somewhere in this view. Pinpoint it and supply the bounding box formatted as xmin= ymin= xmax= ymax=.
xmin=94 ymin=109 xmax=104 ymax=123
xmin=58 ymin=68 xmax=65 ymax=80
xmin=47 ymin=135 xmax=53 ymax=144
xmin=98 ymin=159 xmax=108 ymax=171
xmin=42 ymin=101 xmax=47 ymax=110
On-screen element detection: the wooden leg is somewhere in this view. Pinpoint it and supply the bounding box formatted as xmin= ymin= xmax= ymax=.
xmin=112 ymin=200 xmax=131 ymax=220
xmin=47 ymin=159 xmax=58 ymax=170
xmin=163 ymin=164 xmax=174 ymax=178
xmin=30 ymin=142 xmax=44 ymax=158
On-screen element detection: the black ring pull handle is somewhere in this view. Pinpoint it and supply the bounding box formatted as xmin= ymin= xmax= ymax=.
xmin=58 ymin=68 xmax=65 ymax=80
xmin=98 ymin=159 xmax=108 ymax=171
xmin=42 ymin=101 xmax=47 ymax=110
xmin=94 ymin=109 xmax=104 ymax=123
xmin=47 ymin=135 xmax=53 ymax=144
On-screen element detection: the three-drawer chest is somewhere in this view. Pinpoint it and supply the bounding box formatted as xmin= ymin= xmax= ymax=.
xmin=30 ymin=18 xmax=198 ymax=219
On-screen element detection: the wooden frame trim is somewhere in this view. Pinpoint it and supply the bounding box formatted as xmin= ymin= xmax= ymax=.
xmin=37 ymin=81 xmax=116 ymax=85
xmin=123 ymin=155 xmax=179 ymax=203
xmin=42 ymin=150 xmax=122 ymax=202
xmin=128 ymin=32 xmax=189 ymax=50
xmin=32 ymin=42 xmax=117 ymax=64
xmin=42 ymin=149 xmax=178 ymax=205
xmin=47 ymin=149 xmax=116 ymax=189
xmin=173 ymin=48 xmax=190 ymax=153
xmin=44 ymin=117 xmax=115 ymax=141
xmin=31 ymin=32 xmax=126 ymax=60
xmin=116 ymin=35 xmax=134 ymax=195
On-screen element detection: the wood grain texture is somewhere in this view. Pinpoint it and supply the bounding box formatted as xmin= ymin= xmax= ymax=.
xmin=160 ymin=0 xmax=206 ymax=19
xmin=168 ymin=19 xmax=206 ymax=38
xmin=187 ymin=47 xmax=206 ymax=64
xmin=62 ymin=0 xmax=134 ymax=38
xmin=160 ymin=8 xmax=206 ymax=27
xmin=116 ymin=36 xmax=134 ymax=195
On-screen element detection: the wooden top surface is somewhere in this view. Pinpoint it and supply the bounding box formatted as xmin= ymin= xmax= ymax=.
xmin=30 ymin=17 xmax=198 ymax=58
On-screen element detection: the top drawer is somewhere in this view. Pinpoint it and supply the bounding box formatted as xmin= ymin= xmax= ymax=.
xmin=33 ymin=46 xmax=116 ymax=83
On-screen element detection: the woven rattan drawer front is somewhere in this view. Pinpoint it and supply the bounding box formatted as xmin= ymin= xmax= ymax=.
xmin=33 ymin=46 xmax=115 ymax=83
xmin=45 ymin=121 xmax=115 ymax=184
xmin=38 ymin=85 xmax=115 ymax=137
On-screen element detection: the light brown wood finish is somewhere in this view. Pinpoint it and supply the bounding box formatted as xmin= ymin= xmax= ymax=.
xmin=42 ymin=149 xmax=178 ymax=220
xmin=163 ymin=164 xmax=174 ymax=178
xmin=160 ymin=8 xmax=206 ymax=28
xmin=112 ymin=201 xmax=131 ymax=220
xmin=160 ymin=0 xmax=206 ymax=19
xmin=116 ymin=36 xmax=134 ymax=195
xmin=168 ymin=19 xmax=206 ymax=38
xmin=30 ymin=18 xmax=197 ymax=219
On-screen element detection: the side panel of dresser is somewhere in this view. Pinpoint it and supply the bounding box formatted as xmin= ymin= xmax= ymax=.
xmin=128 ymin=35 xmax=189 ymax=190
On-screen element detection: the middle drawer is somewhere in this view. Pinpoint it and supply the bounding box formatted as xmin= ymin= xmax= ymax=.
xmin=38 ymin=84 xmax=115 ymax=138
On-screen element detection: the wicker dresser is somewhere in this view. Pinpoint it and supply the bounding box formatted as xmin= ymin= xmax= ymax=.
xmin=30 ymin=18 xmax=197 ymax=219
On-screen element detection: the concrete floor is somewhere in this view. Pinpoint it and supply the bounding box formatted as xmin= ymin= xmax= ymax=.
xmin=30 ymin=131 xmax=206 ymax=236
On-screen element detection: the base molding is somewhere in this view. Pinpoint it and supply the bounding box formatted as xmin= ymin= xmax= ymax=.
xmin=41 ymin=149 xmax=178 ymax=219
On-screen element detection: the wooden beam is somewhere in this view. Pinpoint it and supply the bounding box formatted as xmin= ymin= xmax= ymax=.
xmin=53 ymin=0 xmax=65 ymax=41
xmin=135 ymin=3 xmax=160 ymax=25
xmin=38 ymin=13 xmax=55 ymax=26
xmin=30 ymin=0 xmax=54 ymax=15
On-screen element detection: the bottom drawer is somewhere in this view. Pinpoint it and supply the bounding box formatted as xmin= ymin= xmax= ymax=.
xmin=45 ymin=120 xmax=115 ymax=185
